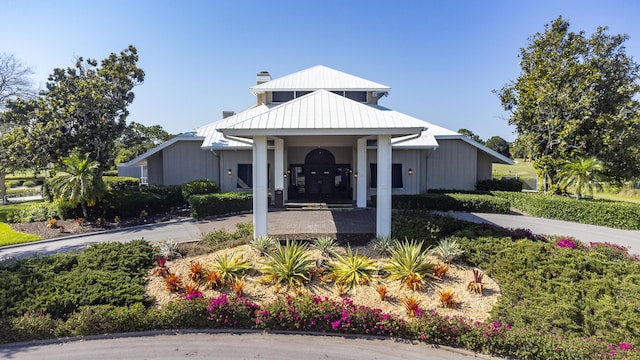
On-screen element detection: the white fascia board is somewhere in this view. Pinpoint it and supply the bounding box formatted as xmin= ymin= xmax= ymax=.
xmin=220 ymin=127 xmax=425 ymax=137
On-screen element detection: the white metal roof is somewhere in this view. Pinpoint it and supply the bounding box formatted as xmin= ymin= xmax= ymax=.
xmin=217 ymin=90 xmax=425 ymax=137
xmin=251 ymin=65 xmax=391 ymax=94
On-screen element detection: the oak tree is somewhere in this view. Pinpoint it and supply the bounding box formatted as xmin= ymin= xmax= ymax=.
xmin=5 ymin=46 xmax=145 ymax=174
xmin=496 ymin=16 xmax=640 ymax=185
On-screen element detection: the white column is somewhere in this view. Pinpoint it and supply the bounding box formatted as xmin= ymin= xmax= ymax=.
xmin=253 ymin=136 xmax=268 ymax=238
xmin=376 ymin=135 xmax=392 ymax=237
xmin=356 ymin=137 xmax=367 ymax=208
xmin=274 ymin=138 xmax=284 ymax=191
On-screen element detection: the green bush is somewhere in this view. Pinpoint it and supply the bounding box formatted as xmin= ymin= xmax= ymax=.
xmin=0 ymin=240 xmax=154 ymax=319
xmin=58 ymin=303 xmax=149 ymax=336
xmin=6 ymin=202 xmax=62 ymax=223
xmin=372 ymin=194 xmax=510 ymax=214
xmin=141 ymin=185 xmax=185 ymax=207
xmin=457 ymin=235 xmax=640 ymax=347
xmin=476 ymin=178 xmax=523 ymax=192
xmin=494 ymin=191 xmax=640 ymax=229
xmin=188 ymin=192 xmax=253 ymax=218
xmin=21 ymin=180 xmax=37 ymax=187
xmin=103 ymin=176 xmax=140 ymax=191
xmin=181 ymin=179 xmax=218 ymax=199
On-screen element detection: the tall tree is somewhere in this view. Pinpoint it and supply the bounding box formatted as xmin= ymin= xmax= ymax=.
xmin=0 ymin=53 xmax=35 ymax=204
xmin=114 ymin=122 xmax=174 ymax=165
xmin=457 ymin=128 xmax=484 ymax=144
xmin=496 ymin=16 xmax=640 ymax=185
xmin=49 ymin=152 xmax=105 ymax=218
xmin=0 ymin=53 xmax=35 ymax=107
xmin=5 ymin=46 xmax=145 ymax=174
xmin=484 ymin=136 xmax=511 ymax=158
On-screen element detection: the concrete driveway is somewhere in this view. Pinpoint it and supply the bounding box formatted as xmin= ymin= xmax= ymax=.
xmin=0 ymin=332 xmax=487 ymax=360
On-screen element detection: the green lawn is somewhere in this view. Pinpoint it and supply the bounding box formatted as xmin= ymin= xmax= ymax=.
xmin=0 ymin=222 xmax=42 ymax=246
xmin=492 ymin=158 xmax=537 ymax=178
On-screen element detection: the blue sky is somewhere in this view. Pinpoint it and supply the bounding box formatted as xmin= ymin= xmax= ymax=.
xmin=3 ymin=1 xmax=639 ymax=142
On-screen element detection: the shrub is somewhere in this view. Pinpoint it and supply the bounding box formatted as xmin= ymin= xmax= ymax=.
xmin=0 ymin=240 xmax=155 ymax=319
xmin=434 ymin=238 xmax=464 ymax=263
xmin=373 ymin=193 xmax=511 ymax=214
xmin=383 ymin=239 xmax=437 ymax=291
xmin=21 ymin=180 xmax=37 ymax=187
xmin=210 ymin=253 xmax=252 ymax=285
xmin=10 ymin=312 xmax=61 ymax=342
xmin=181 ymin=179 xmax=218 ymax=199
xmin=476 ymin=178 xmax=523 ymax=192
xmin=6 ymin=202 xmax=62 ymax=223
xmin=250 ymin=235 xmax=277 ymax=256
xmin=259 ymin=240 xmax=315 ymax=287
xmin=58 ymin=303 xmax=149 ymax=336
xmin=313 ymin=235 xmax=339 ymax=258
xmin=493 ymin=191 xmax=640 ymax=230
xmin=457 ymin=235 xmax=640 ymax=346
xmin=370 ymin=235 xmax=395 ymax=255
xmin=103 ymin=176 xmax=140 ymax=191
xmin=188 ymin=192 xmax=253 ymax=218
xmin=329 ymin=246 xmax=377 ymax=291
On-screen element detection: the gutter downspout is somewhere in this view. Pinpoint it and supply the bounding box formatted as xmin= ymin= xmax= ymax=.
xmin=390 ymin=128 xmax=426 ymax=145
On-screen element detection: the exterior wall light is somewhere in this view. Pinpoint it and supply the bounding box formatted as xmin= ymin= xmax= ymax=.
xmin=354 ymin=172 xmax=358 ymax=178
xmin=227 ymin=169 xmax=232 ymax=176
xmin=408 ymin=168 xmax=413 ymax=175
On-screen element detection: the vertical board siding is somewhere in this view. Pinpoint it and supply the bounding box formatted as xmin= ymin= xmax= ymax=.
xmin=162 ymin=141 xmax=219 ymax=185
xmin=427 ymin=139 xmax=477 ymax=190
xmin=147 ymin=152 xmax=164 ymax=185
xmin=476 ymin=152 xmax=493 ymax=181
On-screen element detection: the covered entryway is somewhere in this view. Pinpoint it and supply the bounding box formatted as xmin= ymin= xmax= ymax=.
xmin=305 ymin=148 xmax=335 ymax=197
xmin=288 ymin=148 xmax=352 ymax=202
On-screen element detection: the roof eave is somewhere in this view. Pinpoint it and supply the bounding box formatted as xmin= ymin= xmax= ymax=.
xmin=219 ymin=127 xmax=425 ymax=137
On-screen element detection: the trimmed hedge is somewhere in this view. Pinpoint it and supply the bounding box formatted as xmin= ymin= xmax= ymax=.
xmin=372 ymin=194 xmax=510 ymax=214
xmin=103 ymin=176 xmax=140 ymax=191
xmin=188 ymin=192 xmax=253 ymax=218
xmin=476 ymin=178 xmax=523 ymax=192
xmin=493 ymin=191 xmax=640 ymax=230
xmin=181 ymin=179 xmax=218 ymax=199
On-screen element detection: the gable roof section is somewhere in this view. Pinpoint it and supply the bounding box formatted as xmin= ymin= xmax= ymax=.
xmin=122 ymin=131 xmax=205 ymax=167
xmin=217 ymin=90 xmax=425 ymax=137
xmin=251 ymin=65 xmax=390 ymax=94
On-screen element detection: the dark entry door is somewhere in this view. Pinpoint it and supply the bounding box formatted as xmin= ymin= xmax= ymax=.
xmin=305 ymin=148 xmax=335 ymax=197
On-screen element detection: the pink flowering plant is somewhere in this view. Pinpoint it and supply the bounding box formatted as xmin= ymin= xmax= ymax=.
xmin=589 ymin=242 xmax=639 ymax=262
xmin=206 ymin=294 xmax=260 ymax=329
xmin=256 ymin=294 xmax=408 ymax=337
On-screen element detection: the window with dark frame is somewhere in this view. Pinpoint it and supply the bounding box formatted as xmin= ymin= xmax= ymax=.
xmin=237 ymin=164 xmax=252 ymax=189
xmin=272 ymin=91 xmax=294 ymax=102
xmin=369 ymin=163 xmax=404 ymax=188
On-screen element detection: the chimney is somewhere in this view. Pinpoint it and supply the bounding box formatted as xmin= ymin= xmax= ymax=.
xmin=222 ymin=111 xmax=235 ymax=119
xmin=256 ymin=71 xmax=271 ymax=85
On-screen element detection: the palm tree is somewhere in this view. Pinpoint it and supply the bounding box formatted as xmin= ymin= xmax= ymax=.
xmin=49 ymin=152 xmax=105 ymax=218
xmin=559 ymin=157 xmax=605 ymax=199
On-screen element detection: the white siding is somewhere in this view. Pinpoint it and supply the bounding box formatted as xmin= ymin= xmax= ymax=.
xmin=162 ymin=141 xmax=219 ymax=185
xmin=219 ymin=150 xmax=253 ymax=193
xmin=477 ymin=152 xmax=494 ymax=182
xmin=427 ymin=139 xmax=478 ymax=190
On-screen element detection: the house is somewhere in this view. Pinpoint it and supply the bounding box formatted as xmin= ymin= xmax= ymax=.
xmin=119 ymin=65 xmax=513 ymax=238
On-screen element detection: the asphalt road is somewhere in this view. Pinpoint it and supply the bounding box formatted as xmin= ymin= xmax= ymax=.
xmin=0 ymin=332 xmax=486 ymax=360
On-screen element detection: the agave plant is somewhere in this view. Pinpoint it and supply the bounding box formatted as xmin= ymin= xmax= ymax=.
xmin=259 ymin=240 xmax=315 ymax=288
xmin=383 ymin=239 xmax=436 ymax=291
xmin=210 ymin=253 xmax=252 ymax=285
xmin=156 ymin=240 xmax=182 ymax=260
xmin=434 ymin=238 xmax=464 ymax=263
xmin=313 ymin=235 xmax=339 ymax=258
xmin=250 ymin=235 xmax=278 ymax=256
xmin=328 ymin=246 xmax=378 ymax=292
xmin=370 ymin=235 xmax=395 ymax=255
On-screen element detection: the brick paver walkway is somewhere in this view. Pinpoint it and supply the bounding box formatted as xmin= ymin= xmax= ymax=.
xmin=194 ymin=208 xmax=376 ymax=242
